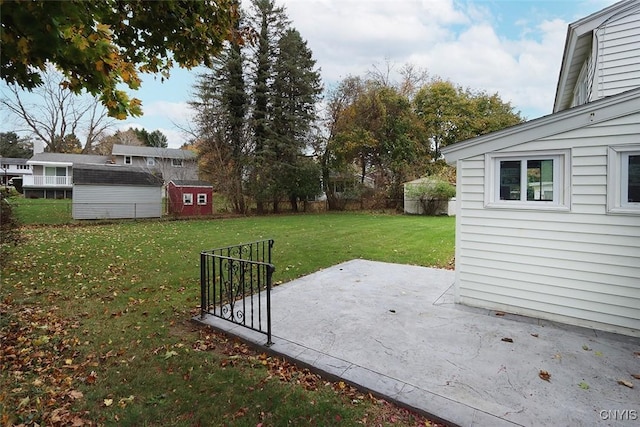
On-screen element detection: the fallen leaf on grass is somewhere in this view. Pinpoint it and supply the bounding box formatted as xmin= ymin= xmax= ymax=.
xmin=104 ymin=398 xmax=113 ymax=407
xmin=119 ymin=395 xmax=135 ymax=408
xmin=68 ymin=390 xmax=83 ymax=400
xmin=164 ymin=350 xmax=178 ymax=359
xmin=18 ymin=396 xmax=30 ymax=409
xmin=617 ymin=379 xmax=634 ymax=388
xmin=539 ymin=370 xmax=551 ymax=382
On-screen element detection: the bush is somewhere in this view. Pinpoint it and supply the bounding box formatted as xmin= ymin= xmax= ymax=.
xmin=405 ymin=179 xmax=456 ymax=215
xmin=0 ymin=193 xmax=22 ymax=265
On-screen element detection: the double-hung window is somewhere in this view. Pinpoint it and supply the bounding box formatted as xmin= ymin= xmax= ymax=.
xmin=608 ymin=145 xmax=640 ymax=214
xmin=183 ymin=193 xmax=193 ymax=205
xmin=485 ymin=150 xmax=570 ymax=210
xmin=197 ymin=193 xmax=207 ymax=205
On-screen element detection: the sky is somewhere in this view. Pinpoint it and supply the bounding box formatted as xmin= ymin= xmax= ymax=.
xmin=1 ymin=0 xmax=620 ymax=149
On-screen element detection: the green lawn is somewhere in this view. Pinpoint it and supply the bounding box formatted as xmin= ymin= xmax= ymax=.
xmin=8 ymin=197 xmax=73 ymax=225
xmin=1 ymin=213 xmax=454 ymax=426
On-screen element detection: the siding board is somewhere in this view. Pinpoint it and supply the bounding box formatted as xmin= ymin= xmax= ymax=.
xmin=454 ymin=108 xmax=640 ymax=336
xmin=73 ymin=185 xmax=162 ymax=219
xmin=462 ymin=265 xmax=639 ymax=298
xmin=460 ymin=240 xmax=639 ymax=269
xmin=458 ymin=289 xmax=639 ymax=331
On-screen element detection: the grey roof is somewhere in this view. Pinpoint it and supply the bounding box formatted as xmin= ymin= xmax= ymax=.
xmin=73 ymin=164 xmax=163 ymax=186
xmin=170 ymin=180 xmax=213 ymax=188
xmin=0 ymin=157 xmax=29 ymax=166
xmin=28 ymin=153 xmax=110 ymax=164
xmin=112 ymin=144 xmax=196 ymax=160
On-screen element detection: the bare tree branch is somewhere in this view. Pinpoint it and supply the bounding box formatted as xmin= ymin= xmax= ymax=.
xmin=0 ymin=66 xmax=113 ymax=153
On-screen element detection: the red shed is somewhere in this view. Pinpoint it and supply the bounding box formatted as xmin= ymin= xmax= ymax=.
xmin=167 ymin=180 xmax=214 ymax=217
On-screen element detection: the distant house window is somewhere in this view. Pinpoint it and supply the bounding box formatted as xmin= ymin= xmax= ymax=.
xmin=183 ymin=193 xmax=193 ymax=205
xmin=172 ymin=158 xmax=184 ymax=167
xmin=608 ymin=145 xmax=640 ymax=214
xmin=146 ymin=157 xmax=156 ymax=166
xmin=124 ymin=156 xmax=132 ymax=165
xmin=485 ymin=151 xmax=570 ymax=210
xmin=197 ymin=193 xmax=207 ymax=205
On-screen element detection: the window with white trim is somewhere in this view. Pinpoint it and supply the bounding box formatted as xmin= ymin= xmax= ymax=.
xmin=197 ymin=193 xmax=207 ymax=205
xmin=608 ymin=145 xmax=640 ymax=214
xmin=146 ymin=157 xmax=156 ymax=166
xmin=485 ymin=151 xmax=570 ymax=210
xmin=124 ymin=155 xmax=132 ymax=165
xmin=183 ymin=193 xmax=193 ymax=205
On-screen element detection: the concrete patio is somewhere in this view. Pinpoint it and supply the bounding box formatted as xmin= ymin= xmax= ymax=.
xmin=195 ymin=259 xmax=640 ymax=426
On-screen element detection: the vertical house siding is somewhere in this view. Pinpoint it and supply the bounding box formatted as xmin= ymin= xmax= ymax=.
xmin=73 ymin=185 xmax=162 ymax=219
xmin=455 ymin=114 xmax=640 ymax=336
xmin=595 ymin=9 xmax=640 ymax=99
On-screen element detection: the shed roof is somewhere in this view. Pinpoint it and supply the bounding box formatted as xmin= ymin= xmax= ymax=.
xmin=442 ymin=87 xmax=640 ymax=163
xmin=112 ymin=144 xmax=196 ymax=160
xmin=169 ymin=180 xmax=213 ymax=188
xmin=73 ymin=164 xmax=163 ymax=186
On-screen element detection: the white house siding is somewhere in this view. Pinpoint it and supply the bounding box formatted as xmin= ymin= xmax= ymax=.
xmin=72 ymin=185 xmax=162 ymax=220
xmin=454 ymin=114 xmax=640 ymax=336
xmin=594 ymin=8 xmax=640 ymax=100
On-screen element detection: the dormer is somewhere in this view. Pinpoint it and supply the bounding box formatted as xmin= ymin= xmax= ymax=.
xmin=553 ymin=0 xmax=640 ymax=113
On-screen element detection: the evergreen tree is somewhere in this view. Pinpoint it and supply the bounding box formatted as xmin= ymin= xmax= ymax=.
xmin=0 ymin=132 xmax=32 ymax=158
xmin=247 ymin=0 xmax=288 ymax=213
xmin=269 ymin=29 xmax=322 ymax=212
xmin=131 ymin=128 xmax=168 ymax=148
xmin=191 ymin=2 xmax=249 ymax=213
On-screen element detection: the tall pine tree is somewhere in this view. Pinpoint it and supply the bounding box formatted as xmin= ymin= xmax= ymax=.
xmin=247 ymin=0 xmax=288 ymax=213
xmin=191 ymin=3 xmax=249 ymax=213
xmin=270 ymin=29 xmax=322 ymax=211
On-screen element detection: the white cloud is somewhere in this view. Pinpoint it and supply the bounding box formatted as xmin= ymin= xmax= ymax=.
xmin=277 ymin=0 xmax=616 ymax=119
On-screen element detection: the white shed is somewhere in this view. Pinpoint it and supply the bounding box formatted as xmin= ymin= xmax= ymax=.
xmin=72 ymin=164 xmax=163 ymax=220
xmin=403 ymin=178 xmax=455 ymax=216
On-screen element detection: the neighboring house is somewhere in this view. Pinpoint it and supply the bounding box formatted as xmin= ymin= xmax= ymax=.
xmin=0 ymin=157 xmax=32 ymax=186
xmin=111 ymin=144 xmax=198 ymax=183
xmin=320 ymin=172 xmax=374 ymax=200
xmin=167 ymin=180 xmax=214 ymax=217
xmin=24 ymin=153 xmax=110 ymax=199
xmin=72 ymin=164 xmax=163 ymax=220
xmin=441 ymin=0 xmax=640 ymax=337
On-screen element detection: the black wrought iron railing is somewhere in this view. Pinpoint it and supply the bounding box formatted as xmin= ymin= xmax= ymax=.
xmin=200 ymin=239 xmax=275 ymax=345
